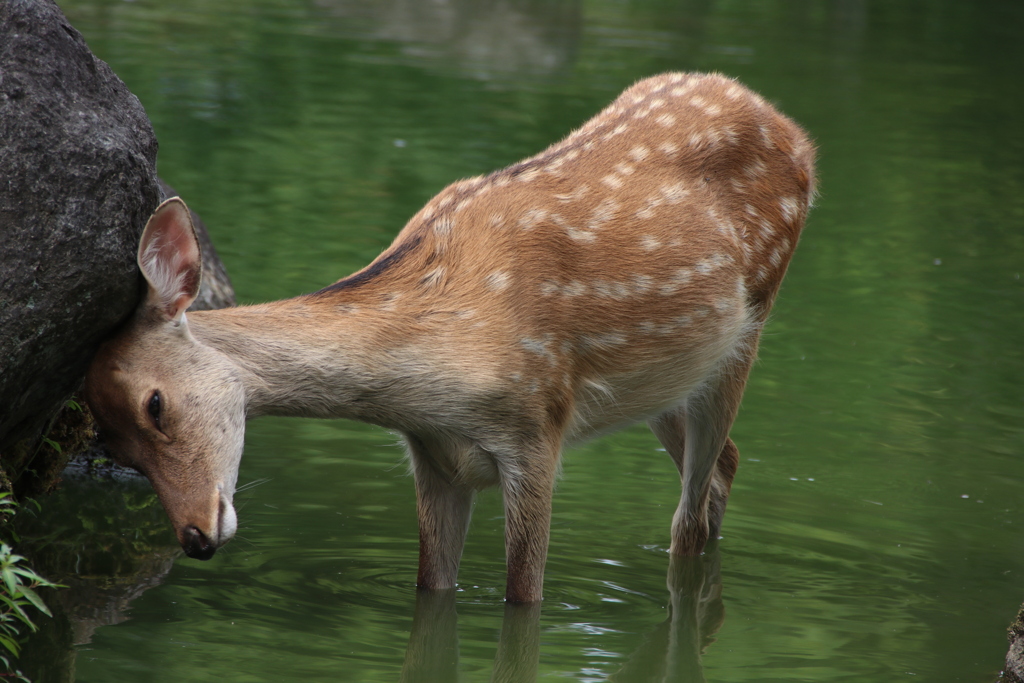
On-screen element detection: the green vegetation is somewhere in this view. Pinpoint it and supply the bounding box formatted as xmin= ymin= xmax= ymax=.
xmin=0 ymin=493 xmax=60 ymax=682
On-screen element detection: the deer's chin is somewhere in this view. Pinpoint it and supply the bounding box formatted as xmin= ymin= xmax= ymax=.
xmin=219 ymin=494 xmax=238 ymax=541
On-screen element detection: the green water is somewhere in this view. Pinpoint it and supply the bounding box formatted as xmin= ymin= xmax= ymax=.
xmin=17 ymin=0 xmax=1024 ymax=680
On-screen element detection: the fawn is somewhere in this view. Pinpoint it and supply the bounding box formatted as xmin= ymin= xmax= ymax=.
xmin=86 ymin=72 xmax=815 ymax=603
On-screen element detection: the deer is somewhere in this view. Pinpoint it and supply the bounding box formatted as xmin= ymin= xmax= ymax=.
xmin=85 ymin=72 xmax=815 ymax=604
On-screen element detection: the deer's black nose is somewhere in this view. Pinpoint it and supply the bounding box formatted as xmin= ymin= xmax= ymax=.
xmin=182 ymin=525 xmax=217 ymax=560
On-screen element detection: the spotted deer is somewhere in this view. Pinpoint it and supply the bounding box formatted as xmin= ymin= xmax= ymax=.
xmin=86 ymin=72 xmax=815 ymax=603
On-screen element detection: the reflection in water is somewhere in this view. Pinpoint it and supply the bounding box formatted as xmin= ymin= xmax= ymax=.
xmin=12 ymin=466 xmax=181 ymax=683
xmin=401 ymin=548 xmax=723 ymax=682
xmin=313 ymin=0 xmax=582 ymax=78
xmin=610 ymin=550 xmax=724 ymax=683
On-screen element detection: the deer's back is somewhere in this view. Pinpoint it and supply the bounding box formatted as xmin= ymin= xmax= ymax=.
xmin=311 ymin=72 xmax=815 ymax=439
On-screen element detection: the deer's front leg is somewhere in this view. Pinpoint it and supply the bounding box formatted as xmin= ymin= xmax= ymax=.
xmin=501 ymin=444 xmax=560 ymax=603
xmin=408 ymin=439 xmax=475 ymax=590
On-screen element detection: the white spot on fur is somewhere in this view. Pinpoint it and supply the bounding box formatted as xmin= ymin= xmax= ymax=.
xmin=689 ymin=96 xmax=721 ymax=116
xmin=540 ymin=280 xmax=560 ymax=296
xmin=660 ymin=140 xmax=679 ymax=157
xmin=696 ymin=254 xmax=730 ymax=274
xmin=580 ymin=332 xmax=627 ymax=350
xmin=434 ymin=216 xmax=453 ymax=235
xmin=629 ymin=145 xmax=650 ymax=162
xmin=485 ymin=271 xmax=510 ymax=292
xmin=563 ymin=281 xmax=587 ymax=297
xmin=659 ymin=268 xmax=692 ymax=295
xmin=632 ymin=274 xmax=653 ymax=294
xmin=659 ymin=182 xmax=688 ymax=204
xmin=521 ymin=335 xmax=556 ymax=364
xmin=614 ymin=163 xmax=636 ymax=176
xmin=519 ymin=208 xmax=548 ymax=230
xmin=517 ymin=168 xmax=540 ymax=183
xmin=641 ymin=235 xmax=661 ymax=251
xmin=589 ymin=198 xmax=619 ymax=229
xmin=744 ymin=160 xmax=768 ymax=178
xmin=779 ymin=197 xmax=800 ymax=223
xmin=555 ymin=185 xmax=590 ymax=203
xmin=601 ymin=174 xmax=624 ymax=190
xmin=638 ymin=235 xmax=663 ymax=250
xmin=420 ymin=267 xmax=445 ymax=287
xmin=567 ymin=228 xmax=597 ymax=243
xmin=604 ymin=123 xmax=628 ymax=140
xmin=655 ymin=113 xmax=676 ymax=127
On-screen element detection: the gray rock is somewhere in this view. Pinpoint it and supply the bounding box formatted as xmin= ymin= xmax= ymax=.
xmin=1003 ymin=603 xmax=1024 ymax=682
xmin=0 ymin=0 xmax=160 ymax=460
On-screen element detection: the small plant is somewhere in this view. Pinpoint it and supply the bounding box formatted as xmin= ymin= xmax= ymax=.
xmin=0 ymin=492 xmax=60 ymax=682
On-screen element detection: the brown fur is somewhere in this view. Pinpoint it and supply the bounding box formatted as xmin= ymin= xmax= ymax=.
xmin=86 ymin=72 xmax=815 ymax=603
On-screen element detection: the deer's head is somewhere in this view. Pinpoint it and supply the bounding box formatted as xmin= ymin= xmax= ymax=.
xmin=86 ymin=198 xmax=246 ymax=560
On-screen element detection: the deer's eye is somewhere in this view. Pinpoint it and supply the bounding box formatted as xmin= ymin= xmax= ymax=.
xmin=147 ymin=391 xmax=162 ymax=431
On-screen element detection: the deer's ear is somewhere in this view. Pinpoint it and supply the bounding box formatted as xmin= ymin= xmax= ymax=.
xmin=138 ymin=197 xmax=201 ymax=323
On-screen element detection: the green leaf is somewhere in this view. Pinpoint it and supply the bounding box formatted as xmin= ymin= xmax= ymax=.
xmin=66 ymin=399 xmax=82 ymax=411
xmin=8 ymin=600 xmax=35 ymax=630
xmin=0 ymin=634 xmax=20 ymax=656
xmin=1 ymin=568 xmax=16 ymax=596
xmin=17 ymin=586 xmax=50 ymax=617
xmin=42 ymin=438 xmax=62 ymax=454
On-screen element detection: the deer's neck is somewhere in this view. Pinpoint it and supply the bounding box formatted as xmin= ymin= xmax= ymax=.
xmin=186 ymin=293 xmax=438 ymax=429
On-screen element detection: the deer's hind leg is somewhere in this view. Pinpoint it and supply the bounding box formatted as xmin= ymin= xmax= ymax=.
xmin=648 ymin=346 xmax=755 ymax=556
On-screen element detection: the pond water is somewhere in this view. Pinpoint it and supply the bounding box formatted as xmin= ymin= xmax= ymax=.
xmin=15 ymin=0 xmax=1024 ymax=680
